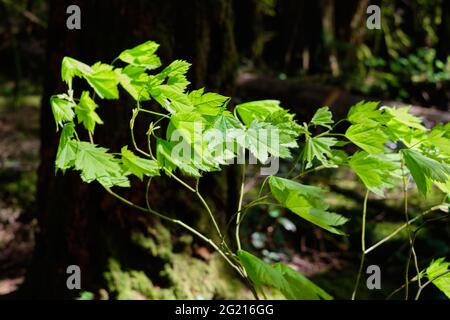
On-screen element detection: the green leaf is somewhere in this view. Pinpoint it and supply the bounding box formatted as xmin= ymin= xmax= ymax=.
xmin=115 ymin=66 xmax=150 ymax=101
xmin=189 ymin=88 xmax=229 ymax=116
xmin=345 ymin=123 xmax=388 ymax=154
xmin=121 ymin=146 xmax=160 ymax=180
xmin=382 ymin=106 xmax=426 ymax=131
xmin=238 ymin=120 xmax=297 ymax=163
xmin=75 ymin=91 xmax=103 ymax=133
xmin=237 ymin=250 xmax=285 ymax=295
xmin=212 ymin=110 xmax=242 ymax=133
xmin=237 ymin=250 xmax=333 ymax=300
xmin=347 ymin=101 xmax=386 ymax=124
xmin=207 ymin=111 xmax=243 ymax=162
xmin=426 ymin=258 xmax=450 ymax=299
xmin=424 ymin=123 xmax=450 ymax=158
xmin=156 ymin=139 xmax=201 ymax=177
xmin=73 ymin=141 xmax=129 ymax=187
xmin=84 ymin=64 xmax=120 ymax=99
xmin=55 ymin=123 xmax=77 ymax=171
xmin=161 ymin=60 xmax=191 ymax=91
xmin=61 ymin=57 xmax=92 ymax=86
xmin=50 ymin=95 xmax=75 ymax=127
xmin=235 ymin=100 xmax=283 ymax=126
xmin=269 ymin=176 xmax=348 ymax=235
xmin=311 ymin=106 xmax=333 ymax=129
xmin=151 ymin=85 xmax=194 ymax=114
xmin=349 ymin=151 xmax=399 ymax=196
xmin=167 ymin=111 xmax=205 ymax=144
xmin=117 ymin=41 xmax=161 ymax=70
xmin=402 ymin=149 xmax=450 ymax=196
xmin=265 ymin=109 xmax=305 ymax=136
xmin=161 ymin=59 xmax=191 ymax=78
xmin=273 ymin=263 xmax=333 ymax=300
xmin=302 ymin=136 xmax=337 ymax=169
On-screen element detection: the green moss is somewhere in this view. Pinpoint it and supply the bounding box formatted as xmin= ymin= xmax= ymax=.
xmin=103 ymin=252 xmax=254 ymax=300
xmin=130 ymin=221 xmax=172 ymax=260
xmin=105 ymin=225 xmax=252 ymax=300
xmin=103 ymin=258 xmax=157 ymax=300
xmin=162 ymin=253 xmax=251 ymax=299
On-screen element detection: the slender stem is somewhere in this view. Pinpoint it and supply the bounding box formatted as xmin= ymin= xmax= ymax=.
xmin=138 ymin=108 xmax=170 ymax=118
xmin=195 ymin=178 xmax=223 ymax=240
xmin=105 ymin=185 xmax=243 ymax=277
xmin=293 ymin=165 xmax=326 ymax=180
xmin=104 ymin=187 xmax=151 ymax=213
xmin=386 ymin=274 xmax=421 ymax=300
xmin=130 ymin=109 xmax=151 ymax=158
xmin=88 ymin=131 xmax=94 ymax=144
xmin=236 ymin=163 xmax=246 ymax=251
xmin=225 ymin=195 xmax=271 ymax=232
xmin=284 ymin=148 xmax=304 ymax=178
xmin=415 ymin=270 xmax=450 ymax=300
xmin=331 ymin=118 xmax=348 ymax=130
xmin=324 ymin=133 xmax=347 ymax=138
xmin=165 ymin=169 xmax=196 ymax=192
xmin=351 ymin=189 xmax=369 ymax=300
xmin=257 ymin=176 xmax=270 ymax=198
xmin=401 ymin=158 xmax=419 ymax=300
xmin=365 ymin=205 xmax=447 ymax=254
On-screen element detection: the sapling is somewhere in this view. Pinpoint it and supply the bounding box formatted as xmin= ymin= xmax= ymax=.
xmin=51 ymin=41 xmax=450 ymax=300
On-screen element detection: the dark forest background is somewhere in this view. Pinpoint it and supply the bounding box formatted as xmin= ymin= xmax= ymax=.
xmin=0 ymin=0 xmax=449 ymax=299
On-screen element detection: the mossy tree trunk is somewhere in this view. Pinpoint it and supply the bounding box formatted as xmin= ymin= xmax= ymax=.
xmin=21 ymin=0 xmax=250 ymax=299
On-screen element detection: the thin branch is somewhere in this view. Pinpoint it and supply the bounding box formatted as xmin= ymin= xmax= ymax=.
xmin=415 ymin=270 xmax=450 ymax=300
xmin=365 ymin=205 xmax=447 ymax=254
xmin=106 ymin=184 xmax=243 ymax=276
xmin=351 ymin=189 xmax=369 ymax=300
xmin=236 ymin=163 xmax=246 ymax=251
xmin=195 ymin=178 xmax=223 ymax=240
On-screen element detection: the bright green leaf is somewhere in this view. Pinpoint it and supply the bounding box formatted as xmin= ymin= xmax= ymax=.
xmin=235 ymin=100 xmax=282 ymax=126
xmin=84 ymin=65 xmax=120 ymax=99
xmin=302 ymin=136 xmax=337 ymax=169
xmin=151 ymin=85 xmax=194 ymax=113
xmin=117 ymin=41 xmax=161 ymax=70
xmin=311 ymin=106 xmax=333 ymax=129
xmin=189 ymin=88 xmax=229 ymax=116
xmin=115 ymin=67 xmax=150 ymax=101
xmin=75 ymin=91 xmax=103 ymax=133
xmin=121 ymin=146 xmax=160 ymax=180
xmin=73 ymin=141 xmax=129 ymax=187
xmin=55 ymin=123 xmax=77 ymax=171
xmin=61 ymin=57 xmax=92 ymax=86
xmin=426 ymin=258 xmax=450 ymax=299
xmin=345 ymin=123 xmax=388 ymax=154
xmin=347 ymin=101 xmax=386 ymax=124
xmin=402 ymin=149 xmax=450 ymax=196
xmin=349 ymin=151 xmax=399 ymax=196
xmin=51 ymin=95 xmax=75 ymax=127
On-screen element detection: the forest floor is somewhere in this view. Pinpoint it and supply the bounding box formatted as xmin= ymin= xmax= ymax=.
xmin=0 ymin=98 xmax=40 ymax=295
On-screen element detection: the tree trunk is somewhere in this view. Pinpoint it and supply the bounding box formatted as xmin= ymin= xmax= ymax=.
xmin=438 ymin=0 xmax=450 ymax=59
xmin=21 ymin=0 xmax=248 ymax=299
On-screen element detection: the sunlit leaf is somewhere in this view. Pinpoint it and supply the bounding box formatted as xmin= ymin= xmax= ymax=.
xmin=269 ymin=176 xmax=348 ymax=235
xmin=311 ymin=106 xmax=333 ymax=129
